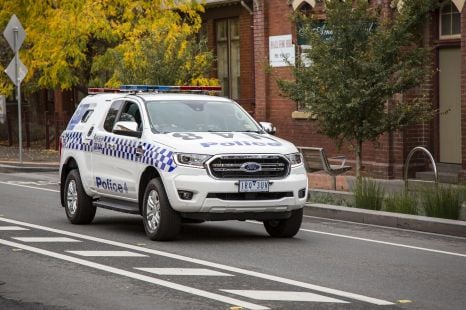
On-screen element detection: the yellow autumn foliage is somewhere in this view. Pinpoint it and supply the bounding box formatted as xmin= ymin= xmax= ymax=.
xmin=0 ymin=0 xmax=216 ymax=97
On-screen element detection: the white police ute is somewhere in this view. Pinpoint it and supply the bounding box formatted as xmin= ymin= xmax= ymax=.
xmin=59 ymin=85 xmax=308 ymax=241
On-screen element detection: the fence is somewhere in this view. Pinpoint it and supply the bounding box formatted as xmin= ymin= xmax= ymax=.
xmin=0 ymin=107 xmax=70 ymax=150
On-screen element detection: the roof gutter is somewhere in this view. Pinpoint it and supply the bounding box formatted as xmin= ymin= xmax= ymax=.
xmin=240 ymin=0 xmax=253 ymax=15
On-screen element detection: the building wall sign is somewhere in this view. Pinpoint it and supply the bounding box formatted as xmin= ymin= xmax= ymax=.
xmin=269 ymin=35 xmax=295 ymax=67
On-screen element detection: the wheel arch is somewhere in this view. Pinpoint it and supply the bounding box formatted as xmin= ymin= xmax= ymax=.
xmin=138 ymin=166 xmax=162 ymax=215
xmin=60 ymin=157 xmax=78 ymax=207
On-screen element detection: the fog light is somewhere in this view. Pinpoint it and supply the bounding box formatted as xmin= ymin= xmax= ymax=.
xmin=298 ymin=188 xmax=306 ymax=199
xmin=178 ymin=190 xmax=194 ymax=200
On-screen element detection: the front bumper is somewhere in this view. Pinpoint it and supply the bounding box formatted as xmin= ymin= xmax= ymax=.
xmin=161 ymin=165 xmax=308 ymax=214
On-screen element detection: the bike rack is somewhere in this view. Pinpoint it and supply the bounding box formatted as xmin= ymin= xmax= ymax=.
xmin=404 ymin=146 xmax=438 ymax=190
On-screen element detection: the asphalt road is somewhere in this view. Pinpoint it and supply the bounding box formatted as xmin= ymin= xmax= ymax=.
xmin=0 ymin=171 xmax=465 ymax=310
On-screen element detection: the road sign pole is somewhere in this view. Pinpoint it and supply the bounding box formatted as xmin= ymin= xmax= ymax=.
xmin=13 ymin=27 xmax=23 ymax=164
xmin=3 ymin=14 xmax=27 ymax=164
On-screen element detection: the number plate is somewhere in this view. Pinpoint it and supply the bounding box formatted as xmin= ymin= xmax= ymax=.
xmin=238 ymin=180 xmax=269 ymax=193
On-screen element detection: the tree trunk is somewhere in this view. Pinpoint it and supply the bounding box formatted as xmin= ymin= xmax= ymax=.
xmin=355 ymin=139 xmax=363 ymax=178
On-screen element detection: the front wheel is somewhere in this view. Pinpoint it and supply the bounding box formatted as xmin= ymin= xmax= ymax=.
xmin=64 ymin=169 xmax=96 ymax=224
xmin=263 ymin=208 xmax=303 ymax=238
xmin=142 ymin=178 xmax=181 ymax=241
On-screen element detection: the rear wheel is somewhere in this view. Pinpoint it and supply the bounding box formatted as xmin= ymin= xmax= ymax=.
xmin=64 ymin=169 xmax=96 ymax=224
xmin=263 ymin=208 xmax=303 ymax=238
xmin=142 ymin=178 xmax=181 ymax=241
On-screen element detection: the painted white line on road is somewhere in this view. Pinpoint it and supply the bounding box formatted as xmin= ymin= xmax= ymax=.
xmin=136 ymin=268 xmax=232 ymax=276
xmin=0 ymin=181 xmax=59 ymax=193
xmin=300 ymin=228 xmax=466 ymax=258
xmin=0 ymin=217 xmax=394 ymax=306
xmin=13 ymin=237 xmax=80 ymax=243
xmin=67 ymin=250 xmax=147 ymax=257
xmin=6 ymin=181 xmax=59 ymax=186
xmin=248 ymin=220 xmax=466 ymax=258
xmin=0 ymin=238 xmax=268 ymax=310
xmin=222 ymin=290 xmax=348 ymax=303
xmin=303 ymin=215 xmax=466 ymax=240
xmin=0 ymin=226 xmax=29 ymax=231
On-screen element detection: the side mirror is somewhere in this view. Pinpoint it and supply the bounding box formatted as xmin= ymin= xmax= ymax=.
xmin=260 ymin=122 xmax=276 ymax=135
xmin=113 ymin=121 xmax=141 ymax=138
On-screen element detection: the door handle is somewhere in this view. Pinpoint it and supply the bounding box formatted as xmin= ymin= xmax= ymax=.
xmin=84 ymin=126 xmax=94 ymax=145
xmin=136 ymin=145 xmax=144 ymax=156
xmin=107 ymin=142 xmax=116 ymax=150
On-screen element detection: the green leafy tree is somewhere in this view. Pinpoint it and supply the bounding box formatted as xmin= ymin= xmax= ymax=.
xmin=0 ymin=0 xmax=216 ymax=97
xmin=278 ymin=0 xmax=436 ymax=177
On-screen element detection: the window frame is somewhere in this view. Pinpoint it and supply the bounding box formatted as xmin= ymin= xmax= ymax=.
xmin=439 ymin=0 xmax=461 ymax=40
xmin=215 ymin=17 xmax=240 ymax=100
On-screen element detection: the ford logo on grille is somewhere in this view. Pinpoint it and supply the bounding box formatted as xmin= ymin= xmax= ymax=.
xmin=240 ymin=162 xmax=262 ymax=173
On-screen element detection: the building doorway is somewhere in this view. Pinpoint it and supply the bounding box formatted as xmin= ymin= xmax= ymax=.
xmin=439 ymin=47 xmax=461 ymax=164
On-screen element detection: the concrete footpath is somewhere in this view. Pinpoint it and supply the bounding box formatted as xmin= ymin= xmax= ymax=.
xmin=0 ymin=161 xmax=59 ymax=173
xmin=0 ymin=157 xmax=464 ymax=238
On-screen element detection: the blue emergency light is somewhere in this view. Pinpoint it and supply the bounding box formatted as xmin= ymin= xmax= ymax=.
xmin=119 ymin=85 xmax=222 ymax=93
xmin=88 ymin=85 xmax=221 ymax=95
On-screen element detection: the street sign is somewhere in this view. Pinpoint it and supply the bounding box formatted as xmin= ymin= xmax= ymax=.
xmin=3 ymin=14 xmax=25 ymax=52
xmin=5 ymin=57 xmax=28 ymax=86
xmin=3 ymin=14 xmax=26 ymax=164
xmin=0 ymin=95 xmax=5 ymax=124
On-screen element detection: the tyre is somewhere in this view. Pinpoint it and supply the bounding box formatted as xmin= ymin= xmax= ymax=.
xmin=263 ymin=208 xmax=303 ymax=238
xmin=142 ymin=178 xmax=181 ymax=241
xmin=64 ymin=169 xmax=96 ymax=224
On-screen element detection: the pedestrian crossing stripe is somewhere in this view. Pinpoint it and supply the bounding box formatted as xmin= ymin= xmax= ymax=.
xmin=66 ymin=250 xmax=147 ymax=257
xmin=222 ymin=290 xmax=349 ymax=303
xmin=0 ymin=226 xmax=29 ymax=231
xmin=135 ymin=268 xmax=233 ymax=276
xmin=12 ymin=237 xmax=80 ymax=242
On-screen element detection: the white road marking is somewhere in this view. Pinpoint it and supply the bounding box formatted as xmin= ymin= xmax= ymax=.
xmin=12 ymin=237 xmax=80 ymax=242
xmin=222 ymin=290 xmax=348 ymax=303
xmin=249 ymin=220 xmax=466 ymax=258
xmin=6 ymin=181 xmax=59 ymax=186
xmin=0 ymin=217 xmax=394 ymax=306
xmin=67 ymin=250 xmax=147 ymax=257
xmin=300 ymin=228 xmax=466 ymax=258
xmin=136 ymin=268 xmax=232 ymax=276
xmin=303 ymin=214 xmax=466 ymax=240
xmin=0 ymin=226 xmax=29 ymax=231
xmin=0 ymin=181 xmax=59 ymax=193
xmin=0 ymin=239 xmax=268 ymax=310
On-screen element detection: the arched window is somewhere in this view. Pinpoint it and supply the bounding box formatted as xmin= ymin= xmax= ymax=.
xmin=440 ymin=0 xmax=461 ymax=39
xmin=291 ymin=0 xmax=316 ymax=11
xmin=295 ymin=1 xmax=314 ymax=46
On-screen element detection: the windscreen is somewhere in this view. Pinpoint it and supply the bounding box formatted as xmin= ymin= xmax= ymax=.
xmin=145 ymin=100 xmax=262 ymax=133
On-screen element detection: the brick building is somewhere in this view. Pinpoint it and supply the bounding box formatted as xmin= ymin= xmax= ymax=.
xmin=203 ymin=0 xmax=466 ymax=183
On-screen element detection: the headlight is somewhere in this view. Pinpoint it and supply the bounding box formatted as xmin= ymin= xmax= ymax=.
xmin=174 ymin=153 xmax=212 ymax=168
xmin=286 ymin=152 xmax=303 ymax=167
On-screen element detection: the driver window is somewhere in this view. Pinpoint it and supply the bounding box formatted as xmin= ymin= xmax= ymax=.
xmin=103 ymin=101 xmax=124 ymax=132
xmin=121 ymin=102 xmax=142 ymax=131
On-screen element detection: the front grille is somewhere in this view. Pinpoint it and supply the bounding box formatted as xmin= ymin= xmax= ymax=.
xmin=206 ymin=192 xmax=293 ymax=200
xmin=208 ymin=155 xmax=290 ymax=179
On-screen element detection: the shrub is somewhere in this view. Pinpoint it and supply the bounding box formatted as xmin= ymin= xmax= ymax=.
xmin=384 ymin=190 xmax=418 ymax=215
xmin=308 ymin=191 xmax=350 ymax=207
xmin=422 ymin=185 xmax=464 ymax=220
xmin=353 ymin=178 xmax=384 ymax=210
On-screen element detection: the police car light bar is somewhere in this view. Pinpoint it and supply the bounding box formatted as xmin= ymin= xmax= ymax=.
xmin=119 ymin=85 xmax=222 ymax=93
xmin=88 ymin=85 xmax=222 ymax=95
xmin=88 ymin=87 xmax=120 ymax=94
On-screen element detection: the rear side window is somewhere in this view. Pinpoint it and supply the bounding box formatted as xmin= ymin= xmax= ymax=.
xmin=81 ymin=109 xmax=94 ymax=123
xmin=104 ymin=101 xmax=124 ymax=132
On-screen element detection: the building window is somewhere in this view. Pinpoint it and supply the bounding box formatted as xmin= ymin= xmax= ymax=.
xmin=440 ymin=1 xmax=461 ymax=39
xmin=296 ymin=3 xmax=313 ymax=45
xmin=216 ymin=18 xmax=240 ymax=99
